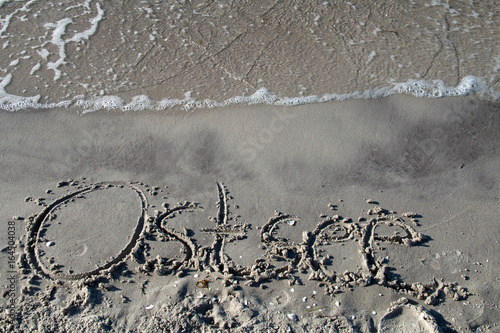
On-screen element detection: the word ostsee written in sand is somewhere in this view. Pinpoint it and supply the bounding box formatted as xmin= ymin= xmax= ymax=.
xmin=20 ymin=179 xmax=468 ymax=307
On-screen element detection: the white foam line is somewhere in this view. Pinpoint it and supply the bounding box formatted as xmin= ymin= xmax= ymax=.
xmin=0 ymin=75 xmax=498 ymax=113
xmin=0 ymin=0 xmax=37 ymax=36
xmin=0 ymin=74 xmax=71 ymax=111
xmin=67 ymin=2 xmax=103 ymax=43
xmin=29 ymin=63 xmax=41 ymax=75
xmin=44 ymin=18 xmax=72 ymax=80
xmin=44 ymin=2 xmax=104 ymax=80
xmin=0 ymin=74 xmax=40 ymax=111
xmin=65 ymin=0 xmax=92 ymax=12
xmin=75 ymin=95 xmax=124 ymax=113
xmin=79 ymin=76 xmax=497 ymax=113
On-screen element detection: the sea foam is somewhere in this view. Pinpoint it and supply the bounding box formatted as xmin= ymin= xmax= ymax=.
xmin=44 ymin=3 xmax=104 ymax=80
xmin=0 ymin=75 xmax=498 ymax=113
xmin=1 ymin=1 xmax=498 ymax=114
xmin=0 ymin=74 xmax=71 ymax=111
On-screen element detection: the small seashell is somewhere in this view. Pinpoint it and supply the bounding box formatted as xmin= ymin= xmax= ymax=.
xmin=287 ymin=313 xmax=297 ymax=321
xmin=145 ymin=304 xmax=154 ymax=310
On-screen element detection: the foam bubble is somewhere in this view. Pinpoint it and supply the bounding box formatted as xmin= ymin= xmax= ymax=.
xmin=122 ymin=95 xmax=153 ymax=112
xmin=76 ymin=95 xmax=124 ymax=114
xmin=276 ymin=95 xmax=321 ymax=106
xmin=156 ymin=91 xmax=195 ymax=111
xmin=245 ymin=87 xmax=279 ymax=104
xmin=394 ymin=76 xmax=487 ymax=98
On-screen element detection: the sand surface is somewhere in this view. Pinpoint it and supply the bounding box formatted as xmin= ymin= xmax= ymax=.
xmin=1 ymin=95 xmax=499 ymax=332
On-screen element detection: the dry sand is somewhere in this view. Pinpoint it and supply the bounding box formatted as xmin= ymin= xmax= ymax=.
xmin=0 ymin=95 xmax=499 ymax=332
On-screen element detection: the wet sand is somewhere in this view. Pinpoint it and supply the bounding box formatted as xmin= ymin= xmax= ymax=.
xmin=1 ymin=95 xmax=499 ymax=332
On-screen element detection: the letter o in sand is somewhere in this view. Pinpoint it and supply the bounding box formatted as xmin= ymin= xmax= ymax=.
xmin=26 ymin=182 xmax=146 ymax=280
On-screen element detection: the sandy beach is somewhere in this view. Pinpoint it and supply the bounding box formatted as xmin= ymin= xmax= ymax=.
xmin=1 ymin=95 xmax=499 ymax=332
xmin=1 ymin=0 xmax=499 ymax=332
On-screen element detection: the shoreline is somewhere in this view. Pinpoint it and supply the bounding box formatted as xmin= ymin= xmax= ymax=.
xmin=1 ymin=1 xmax=499 ymax=106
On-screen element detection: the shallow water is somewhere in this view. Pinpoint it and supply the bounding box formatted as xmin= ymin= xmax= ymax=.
xmin=0 ymin=0 xmax=499 ymax=112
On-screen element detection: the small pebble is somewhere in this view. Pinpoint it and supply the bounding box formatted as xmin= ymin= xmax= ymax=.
xmin=46 ymin=241 xmax=55 ymax=247
xmin=287 ymin=313 xmax=297 ymax=321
